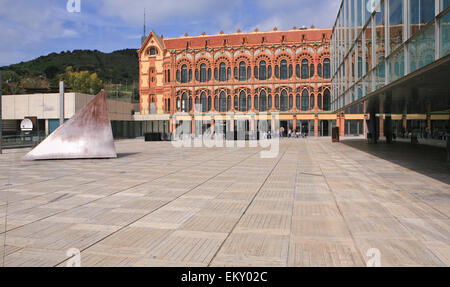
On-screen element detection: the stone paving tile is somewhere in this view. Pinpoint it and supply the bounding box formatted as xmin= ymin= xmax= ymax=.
xmin=0 ymin=138 xmax=449 ymax=267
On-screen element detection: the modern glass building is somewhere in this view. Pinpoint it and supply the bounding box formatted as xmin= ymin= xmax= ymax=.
xmin=331 ymin=0 xmax=450 ymax=142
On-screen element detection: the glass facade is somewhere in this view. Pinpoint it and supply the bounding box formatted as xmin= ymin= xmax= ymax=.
xmin=331 ymin=0 xmax=450 ymax=111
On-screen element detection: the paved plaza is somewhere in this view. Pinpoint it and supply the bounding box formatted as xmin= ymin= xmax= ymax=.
xmin=0 ymin=138 xmax=449 ymax=267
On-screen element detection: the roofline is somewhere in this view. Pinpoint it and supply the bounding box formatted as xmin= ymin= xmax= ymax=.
xmin=163 ymin=28 xmax=332 ymax=41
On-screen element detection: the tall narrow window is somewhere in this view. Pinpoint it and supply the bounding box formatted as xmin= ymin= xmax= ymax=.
xmin=280 ymin=60 xmax=288 ymax=79
xmin=239 ymin=91 xmax=247 ymax=112
xmin=227 ymin=68 xmax=231 ymax=81
xmin=200 ymin=64 xmax=207 ymax=82
xmin=219 ymin=62 xmax=226 ymax=82
xmin=208 ymin=68 xmax=212 ymax=81
xmin=254 ymin=94 xmax=259 ymax=110
xmin=296 ymin=64 xmax=300 ymax=77
xmin=181 ymin=65 xmax=188 ymax=83
xmin=296 ymin=94 xmax=300 ymax=109
xmin=323 ymin=58 xmax=330 ymax=79
xmin=318 ymin=63 xmax=322 ymax=77
xmin=310 ymin=64 xmax=314 ymax=77
xmin=201 ymin=92 xmax=207 ymax=112
xmin=239 ymin=61 xmax=246 ymax=81
xmin=220 ymin=91 xmax=226 ymax=112
xmin=260 ymin=90 xmax=267 ymax=112
xmin=182 ymin=92 xmax=188 ymax=112
xmin=275 ymin=65 xmax=279 ymax=78
xmin=208 ymin=96 xmax=212 ymax=111
xmin=247 ymin=94 xmax=251 ymax=111
xmin=301 ymin=89 xmax=309 ymax=111
xmin=268 ymin=65 xmax=272 ymax=79
xmin=289 ymin=94 xmax=293 ymax=110
xmin=289 ymin=64 xmax=293 ymax=78
xmin=259 ymin=61 xmax=267 ymax=80
xmin=323 ymin=89 xmax=330 ymax=111
xmin=280 ymin=90 xmax=288 ymax=111
xmin=318 ymin=93 xmax=322 ymax=110
xmin=189 ymin=97 xmax=193 ymax=111
xmin=234 ymin=96 xmax=238 ymax=110
xmin=268 ymin=94 xmax=272 ymax=110
xmin=301 ymin=59 xmax=309 ymax=79
xmin=310 ymin=93 xmax=314 ymax=110
xmin=227 ymin=96 xmax=231 ymax=111
xmin=275 ymin=94 xmax=280 ymax=110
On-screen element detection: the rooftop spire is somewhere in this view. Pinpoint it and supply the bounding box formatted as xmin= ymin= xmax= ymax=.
xmin=141 ymin=8 xmax=147 ymax=45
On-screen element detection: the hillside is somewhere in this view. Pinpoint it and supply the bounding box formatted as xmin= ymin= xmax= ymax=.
xmin=0 ymin=49 xmax=139 ymax=87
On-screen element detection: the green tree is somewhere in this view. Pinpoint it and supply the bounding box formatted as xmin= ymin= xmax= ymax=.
xmin=60 ymin=66 xmax=103 ymax=94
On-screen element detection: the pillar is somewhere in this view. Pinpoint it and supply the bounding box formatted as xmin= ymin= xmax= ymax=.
xmin=211 ymin=119 xmax=215 ymax=135
xmin=314 ymin=116 xmax=319 ymax=137
xmin=340 ymin=114 xmax=345 ymax=137
xmin=293 ymin=116 xmax=297 ymax=131
xmin=379 ymin=116 xmax=384 ymax=139
xmin=369 ymin=110 xmax=377 ymax=144
xmin=385 ymin=115 xmax=392 ymax=144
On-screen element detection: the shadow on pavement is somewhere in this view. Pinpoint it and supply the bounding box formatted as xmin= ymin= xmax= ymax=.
xmin=340 ymin=139 xmax=450 ymax=185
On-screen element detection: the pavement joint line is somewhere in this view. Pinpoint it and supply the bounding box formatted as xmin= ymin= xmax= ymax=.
xmin=207 ymin=147 xmax=288 ymax=267
xmin=53 ymin=148 xmax=263 ymax=267
xmin=314 ymin=141 xmax=366 ymax=266
xmin=285 ymin=141 xmax=298 ymax=267
xmin=0 ymin=148 xmax=235 ymax=236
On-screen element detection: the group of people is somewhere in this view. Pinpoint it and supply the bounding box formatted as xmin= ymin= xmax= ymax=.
xmin=279 ymin=127 xmax=308 ymax=138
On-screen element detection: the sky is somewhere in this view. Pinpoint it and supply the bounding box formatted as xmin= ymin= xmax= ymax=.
xmin=0 ymin=0 xmax=341 ymax=67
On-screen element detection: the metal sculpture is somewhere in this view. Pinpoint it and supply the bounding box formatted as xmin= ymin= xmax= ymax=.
xmin=23 ymin=90 xmax=117 ymax=160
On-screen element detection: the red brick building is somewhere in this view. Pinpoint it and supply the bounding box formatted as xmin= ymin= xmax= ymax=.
xmin=138 ymin=27 xmax=345 ymax=137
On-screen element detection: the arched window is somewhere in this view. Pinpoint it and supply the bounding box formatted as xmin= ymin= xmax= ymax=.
xmin=323 ymin=89 xmax=331 ymax=111
xmin=296 ymin=94 xmax=301 ymax=109
xmin=268 ymin=65 xmax=272 ymax=79
xmin=318 ymin=93 xmax=323 ymax=109
xmin=260 ymin=90 xmax=267 ymax=112
xmin=280 ymin=60 xmax=288 ymax=80
xmin=208 ymin=68 xmax=212 ymax=81
xmin=189 ymin=97 xmax=193 ymax=112
xmin=323 ymin=58 xmax=330 ymax=79
xmin=275 ymin=65 xmax=279 ymax=78
xmin=247 ymin=94 xmax=251 ymax=111
xmin=310 ymin=93 xmax=315 ymax=110
xmin=254 ymin=66 xmax=258 ymax=79
xmin=207 ymin=96 xmax=212 ymax=111
xmin=289 ymin=64 xmax=293 ymax=78
xmin=219 ymin=62 xmax=226 ymax=82
xmin=239 ymin=61 xmax=246 ymax=81
xmin=176 ymin=97 xmax=180 ymax=111
xmin=254 ymin=94 xmax=259 ymax=110
xmin=247 ymin=66 xmax=251 ymax=80
xmin=275 ymin=94 xmax=280 ymax=110
xmin=234 ymin=96 xmax=238 ymax=110
xmin=219 ymin=91 xmax=226 ymax=112
xmin=259 ymin=61 xmax=267 ymax=80
xmin=227 ymin=68 xmax=231 ymax=81
xmin=195 ymin=69 xmax=199 ymax=81
xmin=176 ymin=70 xmax=180 ymax=82
xmin=227 ymin=95 xmax=232 ymax=111
xmin=167 ymin=98 xmax=171 ymax=112
xmin=189 ymin=69 xmax=192 ymax=82
xmin=214 ymin=96 xmax=219 ymax=111
xmin=280 ymin=90 xmax=288 ymax=111
xmin=301 ymin=59 xmax=309 ymax=79
xmin=200 ymin=92 xmax=207 ymax=112
xmin=200 ymin=64 xmax=207 ymax=82
xmin=310 ymin=64 xmax=314 ymax=77
xmin=149 ymin=47 xmax=157 ymax=55
xmin=296 ymin=64 xmax=300 ymax=77
xmin=318 ymin=63 xmax=322 ymax=77
xmin=268 ymin=94 xmax=272 ymax=110
xmin=239 ymin=91 xmax=247 ymax=112
xmin=181 ymin=65 xmax=188 ymax=83
xmin=195 ymin=96 xmax=199 ymax=111
xmin=289 ymin=94 xmax=293 ymax=110
xmin=301 ymin=89 xmax=309 ymax=111
xmin=182 ymin=92 xmax=188 ymax=112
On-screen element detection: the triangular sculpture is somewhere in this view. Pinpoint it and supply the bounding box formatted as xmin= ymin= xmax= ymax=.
xmin=24 ymin=90 xmax=117 ymax=160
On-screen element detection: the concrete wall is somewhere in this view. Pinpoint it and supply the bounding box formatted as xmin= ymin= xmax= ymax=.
xmin=1 ymin=93 xmax=138 ymax=121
